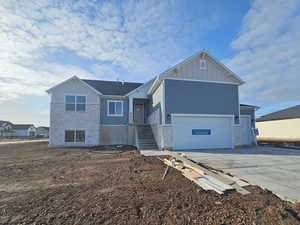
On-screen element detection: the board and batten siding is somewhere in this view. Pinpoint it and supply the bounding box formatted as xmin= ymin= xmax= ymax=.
xmin=163 ymin=54 xmax=239 ymax=84
xmin=148 ymin=81 xmax=163 ymax=125
xmin=49 ymin=78 xmax=101 ymax=146
xmin=164 ymin=79 xmax=239 ymax=124
xmin=147 ymin=81 xmax=165 ymax=149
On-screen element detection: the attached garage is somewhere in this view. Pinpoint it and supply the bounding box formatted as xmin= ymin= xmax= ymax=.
xmin=172 ymin=114 xmax=234 ymax=150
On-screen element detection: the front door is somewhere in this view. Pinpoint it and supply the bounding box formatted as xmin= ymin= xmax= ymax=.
xmin=134 ymin=103 xmax=144 ymax=124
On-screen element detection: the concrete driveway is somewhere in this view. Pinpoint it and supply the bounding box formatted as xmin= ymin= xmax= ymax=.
xmin=0 ymin=139 xmax=48 ymax=145
xmin=141 ymin=146 xmax=300 ymax=202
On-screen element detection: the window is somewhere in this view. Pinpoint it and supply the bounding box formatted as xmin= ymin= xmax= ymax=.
xmin=107 ymin=100 xmax=123 ymax=116
xmin=65 ymin=95 xmax=86 ymax=112
xmin=65 ymin=130 xmax=85 ymax=143
xmin=65 ymin=130 xmax=75 ymax=142
xmin=199 ymin=59 xmax=207 ymax=70
xmin=75 ymin=130 xmax=85 ymax=142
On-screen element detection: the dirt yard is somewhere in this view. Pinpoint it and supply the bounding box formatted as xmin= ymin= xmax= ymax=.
xmin=0 ymin=143 xmax=300 ymax=225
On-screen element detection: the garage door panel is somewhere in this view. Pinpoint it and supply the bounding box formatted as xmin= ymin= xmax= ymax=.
xmin=173 ymin=115 xmax=233 ymax=150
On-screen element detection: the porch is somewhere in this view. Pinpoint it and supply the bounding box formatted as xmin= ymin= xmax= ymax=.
xmin=129 ymin=98 xmax=149 ymax=125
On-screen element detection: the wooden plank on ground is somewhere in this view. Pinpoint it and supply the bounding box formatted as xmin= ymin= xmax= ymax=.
xmin=169 ymin=152 xmax=250 ymax=195
xmin=169 ymin=153 xmax=235 ymax=185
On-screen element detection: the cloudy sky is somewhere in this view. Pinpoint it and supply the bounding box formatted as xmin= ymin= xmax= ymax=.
xmin=0 ymin=0 xmax=300 ymax=126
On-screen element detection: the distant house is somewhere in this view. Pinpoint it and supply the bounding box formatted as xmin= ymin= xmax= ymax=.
xmin=12 ymin=124 xmax=36 ymax=137
xmin=0 ymin=120 xmax=13 ymax=137
xmin=36 ymin=126 xmax=49 ymax=137
xmin=256 ymin=105 xmax=300 ymax=142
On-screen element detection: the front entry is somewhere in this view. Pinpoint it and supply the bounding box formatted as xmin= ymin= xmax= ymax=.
xmin=134 ymin=103 xmax=145 ymax=124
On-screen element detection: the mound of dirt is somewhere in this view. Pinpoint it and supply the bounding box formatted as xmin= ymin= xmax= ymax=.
xmin=0 ymin=143 xmax=299 ymax=225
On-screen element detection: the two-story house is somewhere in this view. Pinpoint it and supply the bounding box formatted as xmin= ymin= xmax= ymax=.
xmin=47 ymin=50 xmax=258 ymax=150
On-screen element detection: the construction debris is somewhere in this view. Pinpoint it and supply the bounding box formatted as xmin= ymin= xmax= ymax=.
xmin=162 ymin=165 xmax=170 ymax=180
xmin=162 ymin=153 xmax=250 ymax=195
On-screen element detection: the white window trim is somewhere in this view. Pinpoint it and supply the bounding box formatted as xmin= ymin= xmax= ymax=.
xmin=64 ymin=94 xmax=87 ymax=112
xmin=107 ymin=100 xmax=124 ymax=117
xmin=64 ymin=130 xmax=86 ymax=143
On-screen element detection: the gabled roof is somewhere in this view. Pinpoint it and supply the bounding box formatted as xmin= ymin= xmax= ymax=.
xmin=125 ymin=78 xmax=155 ymax=96
xmin=46 ymin=76 xmax=104 ymax=95
xmin=46 ymin=76 xmax=143 ymax=96
xmin=12 ymin=124 xmax=35 ymax=130
xmin=148 ymin=50 xmax=245 ymax=94
xmin=240 ymin=104 xmax=260 ymax=110
xmin=256 ymin=105 xmax=300 ymax=122
xmin=37 ymin=126 xmax=49 ymax=131
xmin=0 ymin=120 xmax=13 ymax=127
xmin=82 ymin=79 xmax=143 ymax=96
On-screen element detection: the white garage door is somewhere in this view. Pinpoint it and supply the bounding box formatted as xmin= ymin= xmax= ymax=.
xmin=172 ymin=115 xmax=234 ymax=150
xmin=240 ymin=115 xmax=252 ymax=145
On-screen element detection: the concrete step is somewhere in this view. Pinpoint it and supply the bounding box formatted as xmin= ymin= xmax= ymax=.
xmin=139 ymin=143 xmax=157 ymax=146
xmin=139 ymin=147 xmax=158 ymax=150
xmin=139 ymin=144 xmax=158 ymax=148
xmin=136 ymin=125 xmax=158 ymax=150
xmin=139 ymin=145 xmax=158 ymax=150
xmin=137 ymin=134 xmax=155 ymax=138
xmin=138 ymin=139 xmax=156 ymax=143
xmin=139 ymin=142 xmax=156 ymax=145
xmin=137 ymin=135 xmax=155 ymax=139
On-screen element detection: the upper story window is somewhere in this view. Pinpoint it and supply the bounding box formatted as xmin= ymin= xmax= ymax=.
xmin=65 ymin=95 xmax=86 ymax=112
xmin=107 ymin=100 xmax=123 ymax=116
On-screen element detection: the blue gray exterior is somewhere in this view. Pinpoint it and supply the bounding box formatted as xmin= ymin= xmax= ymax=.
xmin=164 ymin=79 xmax=239 ymax=124
xmin=100 ymin=97 xmax=129 ymax=125
xmin=240 ymin=107 xmax=256 ymax=127
xmin=148 ymin=98 xmax=162 ymax=125
xmin=133 ymin=98 xmax=150 ymax=124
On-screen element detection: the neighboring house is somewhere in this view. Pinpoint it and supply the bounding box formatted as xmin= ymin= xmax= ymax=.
xmin=12 ymin=124 xmax=36 ymax=137
xmin=256 ymin=105 xmax=300 ymax=142
xmin=47 ymin=50 xmax=258 ymax=150
xmin=0 ymin=120 xmax=13 ymax=137
xmin=36 ymin=126 xmax=50 ymax=137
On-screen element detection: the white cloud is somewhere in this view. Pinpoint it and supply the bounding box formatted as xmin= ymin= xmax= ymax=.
xmin=1 ymin=0 xmax=216 ymax=102
xmin=227 ymin=0 xmax=300 ymax=106
xmin=90 ymin=64 xmax=119 ymax=81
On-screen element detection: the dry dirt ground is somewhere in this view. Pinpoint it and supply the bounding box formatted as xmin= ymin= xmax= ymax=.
xmin=0 ymin=143 xmax=300 ymax=225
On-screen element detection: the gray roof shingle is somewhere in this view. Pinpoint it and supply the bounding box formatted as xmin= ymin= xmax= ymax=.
xmin=12 ymin=124 xmax=34 ymax=130
xmin=240 ymin=104 xmax=256 ymax=108
xmin=256 ymin=105 xmax=300 ymax=122
xmin=82 ymin=79 xmax=143 ymax=96
xmin=0 ymin=120 xmax=13 ymax=127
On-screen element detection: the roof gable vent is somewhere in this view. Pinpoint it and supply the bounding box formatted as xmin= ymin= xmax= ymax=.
xmin=199 ymin=59 xmax=207 ymax=70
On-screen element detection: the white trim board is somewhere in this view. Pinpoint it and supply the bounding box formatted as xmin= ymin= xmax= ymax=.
xmin=125 ymin=78 xmax=155 ymax=96
xmin=107 ymin=100 xmax=124 ymax=117
xmin=64 ymin=94 xmax=87 ymax=112
xmin=164 ymin=77 xmax=239 ymax=85
xmin=171 ymin=113 xmax=235 ymax=149
xmin=240 ymin=115 xmax=251 ymax=118
xmin=47 ymin=76 xmax=103 ymax=95
xmin=148 ymin=50 xmax=244 ymax=95
xmin=102 ymin=95 xmax=128 ymax=98
xmin=171 ymin=114 xmax=234 ymax=118
xmin=100 ymin=124 xmax=128 ymax=127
